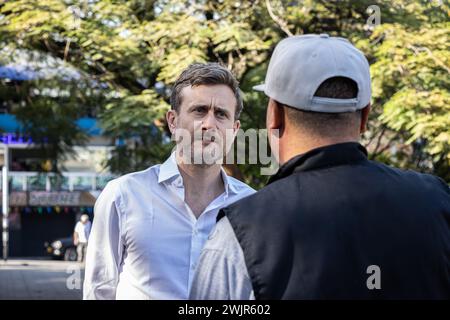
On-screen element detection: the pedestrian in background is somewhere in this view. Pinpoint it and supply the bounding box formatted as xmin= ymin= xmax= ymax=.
xmin=74 ymin=214 xmax=91 ymax=263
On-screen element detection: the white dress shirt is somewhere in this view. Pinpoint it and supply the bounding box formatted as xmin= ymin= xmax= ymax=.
xmin=190 ymin=217 xmax=255 ymax=300
xmin=83 ymin=153 xmax=255 ymax=300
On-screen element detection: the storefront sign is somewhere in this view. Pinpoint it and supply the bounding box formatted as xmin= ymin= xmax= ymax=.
xmin=0 ymin=192 xmax=27 ymax=206
xmin=29 ymin=191 xmax=81 ymax=206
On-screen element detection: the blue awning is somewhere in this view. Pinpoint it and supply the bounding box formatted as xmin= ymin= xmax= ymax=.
xmin=0 ymin=114 xmax=103 ymax=136
xmin=76 ymin=117 xmax=102 ymax=136
xmin=0 ymin=66 xmax=38 ymax=81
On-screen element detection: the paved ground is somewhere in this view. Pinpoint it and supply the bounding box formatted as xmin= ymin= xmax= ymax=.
xmin=0 ymin=258 xmax=84 ymax=300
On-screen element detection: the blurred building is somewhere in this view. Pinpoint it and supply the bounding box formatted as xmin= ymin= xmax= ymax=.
xmin=0 ymin=64 xmax=116 ymax=257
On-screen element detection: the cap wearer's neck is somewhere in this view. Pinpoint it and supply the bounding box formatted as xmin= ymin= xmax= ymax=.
xmin=278 ymin=119 xmax=360 ymax=165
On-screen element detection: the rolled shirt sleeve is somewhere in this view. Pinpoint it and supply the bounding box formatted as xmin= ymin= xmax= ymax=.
xmin=83 ymin=180 xmax=125 ymax=300
xmin=189 ymin=216 xmax=255 ymax=300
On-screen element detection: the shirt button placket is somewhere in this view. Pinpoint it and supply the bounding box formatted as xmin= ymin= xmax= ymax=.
xmin=189 ymin=223 xmax=199 ymax=288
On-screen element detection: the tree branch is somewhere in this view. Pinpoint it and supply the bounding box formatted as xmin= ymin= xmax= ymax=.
xmin=408 ymin=44 xmax=450 ymax=74
xmin=265 ymin=0 xmax=293 ymax=37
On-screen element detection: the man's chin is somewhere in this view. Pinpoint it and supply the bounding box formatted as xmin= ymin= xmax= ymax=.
xmin=193 ymin=144 xmax=224 ymax=165
xmin=202 ymin=141 xmax=212 ymax=147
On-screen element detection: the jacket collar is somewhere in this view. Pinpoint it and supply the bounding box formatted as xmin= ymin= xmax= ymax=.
xmin=267 ymin=142 xmax=368 ymax=185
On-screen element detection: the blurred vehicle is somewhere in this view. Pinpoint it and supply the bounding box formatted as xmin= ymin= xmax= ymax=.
xmin=44 ymin=237 xmax=77 ymax=261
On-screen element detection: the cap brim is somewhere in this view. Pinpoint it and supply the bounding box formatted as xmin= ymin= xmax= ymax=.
xmin=252 ymin=84 xmax=266 ymax=92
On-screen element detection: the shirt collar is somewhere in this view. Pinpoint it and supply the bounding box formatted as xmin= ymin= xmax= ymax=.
xmin=158 ymin=152 xmax=238 ymax=195
xmin=220 ymin=168 xmax=238 ymax=195
xmin=158 ymin=152 xmax=180 ymax=184
xmin=267 ymin=142 xmax=368 ymax=185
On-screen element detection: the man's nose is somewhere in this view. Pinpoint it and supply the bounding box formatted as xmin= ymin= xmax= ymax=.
xmin=201 ymin=110 xmax=217 ymax=130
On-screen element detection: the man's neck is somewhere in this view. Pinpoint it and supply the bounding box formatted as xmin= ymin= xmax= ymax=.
xmin=176 ymin=155 xmax=225 ymax=218
xmin=279 ymin=135 xmax=359 ymax=165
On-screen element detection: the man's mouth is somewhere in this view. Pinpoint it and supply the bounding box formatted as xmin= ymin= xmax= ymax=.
xmin=200 ymin=134 xmax=216 ymax=143
xmin=201 ymin=139 xmax=213 ymax=146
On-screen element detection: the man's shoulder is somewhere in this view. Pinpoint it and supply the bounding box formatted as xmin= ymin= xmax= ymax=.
xmin=368 ymin=160 xmax=449 ymax=194
xmin=103 ymin=165 xmax=160 ymax=194
xmin=95 ymin=165 xmax=162 ymax=210
xmin=75 ymin=221 xmax=86 ymax=232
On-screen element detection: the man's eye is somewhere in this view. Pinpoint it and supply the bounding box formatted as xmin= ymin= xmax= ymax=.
xmin=194 ymin=107 xmax=206 ymax=113
xmin=216 ymin=111 xmax=227 ymax=118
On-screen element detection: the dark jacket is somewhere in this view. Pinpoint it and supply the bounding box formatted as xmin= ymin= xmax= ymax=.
xmin=220 ymin=142 xmax=450 ymax=299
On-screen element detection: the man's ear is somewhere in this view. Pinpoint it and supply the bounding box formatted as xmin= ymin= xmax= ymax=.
xmin=266 ymin=99 xmax=286 ymax=137
xmin=233 ymin=119 xmax=241 ymax=133
xmin=166 ymin=109 xmax=177 ymax=135
xmin=266 ymin=99 xmax=284 ymax=133
xmin=360 ymin=104 xmax=371 ymax=134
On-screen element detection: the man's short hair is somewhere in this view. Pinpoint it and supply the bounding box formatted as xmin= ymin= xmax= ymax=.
xmin=283 ymin=77 xmax=362 ymax=136
xmin=170 ymin=63 xmax=243 ymax=120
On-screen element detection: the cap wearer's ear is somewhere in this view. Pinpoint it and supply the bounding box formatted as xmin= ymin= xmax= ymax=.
xmin=266 ymin=99 xmax=284 ymax=131
xmin=360 ymin=104 xmax=371 ymax=134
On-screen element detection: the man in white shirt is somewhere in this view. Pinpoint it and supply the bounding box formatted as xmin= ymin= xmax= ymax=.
xmin=73 ymin=214 xmax=91 ymax=263
xmin=83 ymin=63 xmax=255 ymax=299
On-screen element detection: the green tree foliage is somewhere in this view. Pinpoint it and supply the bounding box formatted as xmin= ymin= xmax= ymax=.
xmin=369 ymin=20 xmax=449 ymax=180
xmin=0 ymin=0 xmax=448 ymax=185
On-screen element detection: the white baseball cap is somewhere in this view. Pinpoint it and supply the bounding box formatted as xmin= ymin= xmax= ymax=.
xmin=253 ymin=34 xmax=371 ymax=113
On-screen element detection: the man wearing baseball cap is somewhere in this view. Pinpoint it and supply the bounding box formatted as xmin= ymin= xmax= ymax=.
xmin=190 ymin=34 xmax=450 ymax=299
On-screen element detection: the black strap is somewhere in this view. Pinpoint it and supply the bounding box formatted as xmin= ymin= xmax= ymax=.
xmin=216 ymin=208 xmax=227 ymax=222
